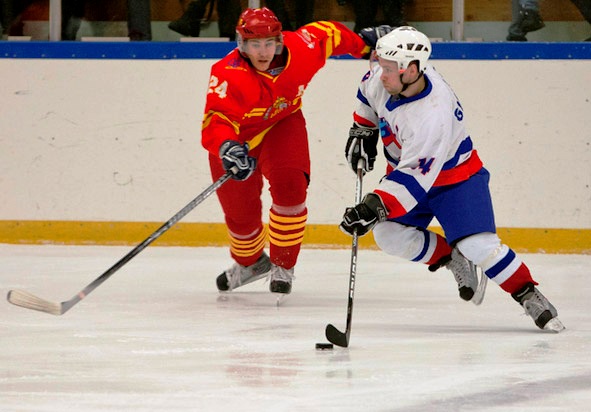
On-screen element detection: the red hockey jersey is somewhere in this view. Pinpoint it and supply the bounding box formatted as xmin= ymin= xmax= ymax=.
xmin=201 ymin=21 xmax=369 ymax=155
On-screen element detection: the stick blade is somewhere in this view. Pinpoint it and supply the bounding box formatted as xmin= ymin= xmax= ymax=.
xmin=7 ymin=289 xmax=63 ymax=316
xmin=325 ymin=323 xmax=349 ymax=347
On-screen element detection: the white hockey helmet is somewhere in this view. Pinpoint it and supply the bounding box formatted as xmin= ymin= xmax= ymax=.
xmin=375 ymin=26 xmax=431 ymax=73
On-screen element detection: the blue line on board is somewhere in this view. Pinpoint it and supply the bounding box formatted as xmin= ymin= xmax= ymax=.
xmin=1 ymin=41 xmax=590 ymax=60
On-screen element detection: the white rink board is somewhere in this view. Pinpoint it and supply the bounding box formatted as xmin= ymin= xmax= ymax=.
xmin=1 ymin=58 xmax=590 ymax=228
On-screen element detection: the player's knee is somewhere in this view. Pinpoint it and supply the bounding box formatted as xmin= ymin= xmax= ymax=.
xmin=456 ymin=232 xmax=506 ymax=267
xmin=373 ymin=221 xmax=421 ymax=259
xmin=268 ymin=168 xmax=309 ymax=206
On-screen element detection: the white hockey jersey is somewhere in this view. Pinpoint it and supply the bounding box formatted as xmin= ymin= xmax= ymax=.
xmin=353 ymin=65 xmax=483 ymax=219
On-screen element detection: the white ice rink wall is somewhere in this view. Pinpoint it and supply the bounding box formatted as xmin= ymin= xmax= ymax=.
xmin=1 ymin=42 xmax=590 ymax=253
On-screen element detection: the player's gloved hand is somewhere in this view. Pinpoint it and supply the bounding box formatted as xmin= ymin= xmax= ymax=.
xmin=345 ymin=126 xmax=379 ymax=173
xmin=219 ymin=140 xmax=257 ymax=181
xmin=340 ymin=193 xmax=388 ymax=237
xmin=359 ymin=25 xmax=394 ymax=50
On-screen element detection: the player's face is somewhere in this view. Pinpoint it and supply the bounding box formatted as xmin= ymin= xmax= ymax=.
xmin=378 ymin=57 xmax=404 ymax=95
xmin=244 ymin=37 xmax=279 ymax=71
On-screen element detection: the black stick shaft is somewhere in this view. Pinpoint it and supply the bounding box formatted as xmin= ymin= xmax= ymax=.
xmin=326 ymin=160 xmax=364 ymax=347
xmin=344 ymin=164 xmax=364 ymax=341
xmin=58 ymin=172 xmax=233 ymax=313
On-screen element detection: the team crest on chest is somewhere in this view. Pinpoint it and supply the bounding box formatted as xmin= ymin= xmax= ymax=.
xmin=379 ymin=118 xmax=402 ymax=149
xmin=264 ymin=97 xmax=291 ymax=119
xmin=226 ymin=57 xmax=247 ymax=71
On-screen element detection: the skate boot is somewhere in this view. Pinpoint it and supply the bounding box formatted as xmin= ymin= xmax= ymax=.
xmin=268 ymin=264 xmax=294 ymax=294
xmin=216 ymin=252 xmax=271 ymax=292
xmin=430 ymin=247 xmax=486 ymax=304
xmin=446 ymin=248 xmax=480 ymax=301
xmin=512 ymin=282 xmax=565 ymax=332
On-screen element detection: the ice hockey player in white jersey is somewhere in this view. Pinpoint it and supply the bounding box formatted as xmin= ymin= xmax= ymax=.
xmin=340 ymin=26 xmax=564 ymax=332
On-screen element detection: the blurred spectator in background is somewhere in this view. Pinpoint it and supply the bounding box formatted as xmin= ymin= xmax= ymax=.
xmin=169 ymin=0 xmax=209 ymax=37
xmin=127 ymin=0 xmax=151 ymax=40
xmin=266 ymin=0 xmax=315 ymax=30
xmin=62 ymin=0 xmax=151 ymax=40
xmin=169 ymin=0 xmax=240 ymax=39
xmin=507 ymin=0 xmax=591 ymax=41
xmin=1 ymin=0 xmax=14 ymax=35
xmin=292 ymin=0 xmax=315 ymax=29
xmin=506 ymin=0 xmax=544 ymax=41
xmin=351 ymin=0 xmax=407 ymax=33
xmin=570 ymin=0 xmax=591 ymax=40
xmin=265 ymin=0 xmax=292 ymax=30
xmin=1 ymin=0 xmax=30 ymax=36
xmin=62 ymin=0 xmax=85 ymax=40
xmin=169 ymin=0 xmax=315 ymax=39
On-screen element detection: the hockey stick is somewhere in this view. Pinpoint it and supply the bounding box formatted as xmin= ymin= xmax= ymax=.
xmin=7 ymin=171 xmax=234 ymax=316
xmin=325 ymin=159 xmax=365 ymax=347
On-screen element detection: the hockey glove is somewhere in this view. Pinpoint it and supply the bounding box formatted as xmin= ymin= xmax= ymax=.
xmin=219 ymin=140 xmax=257 ymax=181
xmin=345 ymin=126 xmax=379 ymax=173
xmin=340 ymin=193 xmax=388 ymax=237
xmin=359 ymin=25 xmax=394 ymax=50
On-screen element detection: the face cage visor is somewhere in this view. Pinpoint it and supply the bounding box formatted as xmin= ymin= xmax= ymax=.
xmin=236 ymin=33 xmax=284 ymax=56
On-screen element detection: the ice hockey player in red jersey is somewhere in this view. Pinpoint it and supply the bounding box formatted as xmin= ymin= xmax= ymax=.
xmin=202 ymin=7 xmax=377 ymax=295
xmin=340 ymin=26 xmax=565 ymax=332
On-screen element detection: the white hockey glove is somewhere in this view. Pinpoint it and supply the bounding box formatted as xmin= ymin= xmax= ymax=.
xmin=358 ymin=25 xmax=395 ymax=50
xmin=340 ymin=193 xmax=388 ymax=237
xmin=219 ymin=140 xmax=257 ymax=181
xmin=345 ymin=126 xmax=379 ymax=173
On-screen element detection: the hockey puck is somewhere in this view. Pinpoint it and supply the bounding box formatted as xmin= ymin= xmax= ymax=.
xmin=315 ymin=342 xmax=334 ymax=350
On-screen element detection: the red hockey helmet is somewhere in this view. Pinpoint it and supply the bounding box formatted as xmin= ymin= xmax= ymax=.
xmin=236 ymin=7 xmax=282 ymax=40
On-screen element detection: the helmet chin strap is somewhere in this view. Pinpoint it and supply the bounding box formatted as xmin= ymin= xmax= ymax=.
xmin=399 ymin=61 xmax=423 ymax=93
xmin=399 ymin=70 xmax=423 ymax=93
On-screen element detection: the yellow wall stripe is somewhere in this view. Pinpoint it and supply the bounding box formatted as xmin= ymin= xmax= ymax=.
xmin=0 ymin=221 xmax=589 ymax=254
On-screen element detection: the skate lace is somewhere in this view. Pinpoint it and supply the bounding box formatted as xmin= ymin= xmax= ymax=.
xmin=446 ymin=249 xmax=477 ymax=289
xmin=268 ymin=266 xmax=295 ymax=283
xmin=225 ymin=256 xmax=272 ymax=290
xmin=522 ymin=290 xmax=554 ymax=320
xmin=225 ymin=264 xmax=250 ymax=289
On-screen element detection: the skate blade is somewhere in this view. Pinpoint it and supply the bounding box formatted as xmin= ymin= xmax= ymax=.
xmin=274 ymin=292 xmax=289 ymax=307
xmin=471 ymin=269 xmax=488 ymax=306
xmin=216 ymin=291 xmax=285 ymax=307
xmin=544 ymin=317 xmax=566 ymax=333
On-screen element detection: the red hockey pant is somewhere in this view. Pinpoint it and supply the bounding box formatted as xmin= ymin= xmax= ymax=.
xmin=209 ymin=111 xmax=310 ymax=268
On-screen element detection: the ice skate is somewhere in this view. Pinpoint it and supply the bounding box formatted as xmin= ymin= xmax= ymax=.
xmin=512 ymin=282 xmax=565 ymax=333
xmin=216 ymin=252 xmax=271 ymax=292
xmin=268 ymin=264 xmax=294 ymax=295
xmin=430 ymin=248 xmax=487 ymax=304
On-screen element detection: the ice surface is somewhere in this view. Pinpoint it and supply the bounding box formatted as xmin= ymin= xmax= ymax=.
xmin=1 ymin=244 xmax=590 ymax=411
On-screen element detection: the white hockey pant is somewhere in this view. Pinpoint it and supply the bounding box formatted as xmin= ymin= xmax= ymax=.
xmin=374 ymin=222 xmax=517 ymax=285
xmin=373 ymin=221 xmax=441 ymax=263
